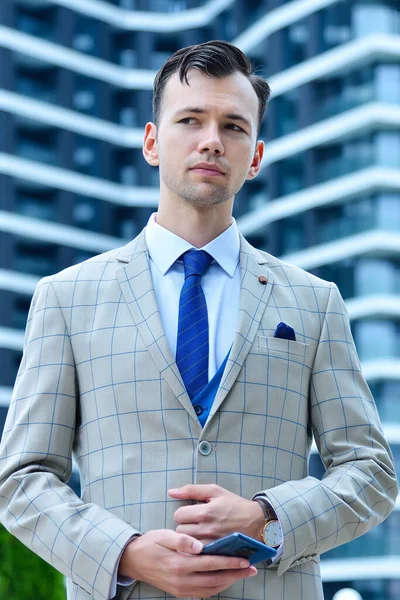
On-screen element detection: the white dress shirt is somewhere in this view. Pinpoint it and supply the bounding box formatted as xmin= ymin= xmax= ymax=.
xmin=145 ymin=213 xmax=241 ymax=375
xmin=110 ymin=215 xmax=281 ymax=598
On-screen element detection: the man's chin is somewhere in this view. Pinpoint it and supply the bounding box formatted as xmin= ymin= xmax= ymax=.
xmin=183 ymin=193 xmax=230 ymax=207
xmin=182 ymin=183 xmax=232 ymax=205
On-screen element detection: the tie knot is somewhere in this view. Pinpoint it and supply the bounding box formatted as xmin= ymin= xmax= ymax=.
xmin=182 ymin=250 xmax=212 ymax=279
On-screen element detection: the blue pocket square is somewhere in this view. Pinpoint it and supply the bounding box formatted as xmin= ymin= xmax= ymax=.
xmin=274 ymin=322 xmax=296 ymax=341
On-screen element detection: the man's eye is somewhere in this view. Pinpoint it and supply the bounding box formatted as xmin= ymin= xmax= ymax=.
xmin=179 ymin=118 xmax=196 ymax=124
xmin=226 ymin=123 xmax=244 ymax=132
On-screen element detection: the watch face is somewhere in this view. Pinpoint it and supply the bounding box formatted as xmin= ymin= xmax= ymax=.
xmin=263 ymin=520 xmax=283 ymax=548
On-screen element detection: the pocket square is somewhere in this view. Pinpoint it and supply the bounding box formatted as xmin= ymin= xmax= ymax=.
xmin=274 ymin=322 xmax=296 ymax=341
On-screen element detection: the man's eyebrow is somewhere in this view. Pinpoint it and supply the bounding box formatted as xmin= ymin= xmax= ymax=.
xmin=174 ymin=107 xmax=206 ymax=116
xmin=225 ymin=113 xmax=252 ymax=129
xmin=173 ymin=107 xmax=252 ymax=129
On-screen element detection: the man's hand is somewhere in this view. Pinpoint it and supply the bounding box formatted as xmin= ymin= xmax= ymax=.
xmin=118 ymin=529 xmax=257 ymax=598
xmin=168 ymin=484 xmax=265 ymax=544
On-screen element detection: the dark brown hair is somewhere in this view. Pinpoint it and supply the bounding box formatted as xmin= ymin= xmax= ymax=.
xmin=152 ymin=40 xmax=270 ymax=137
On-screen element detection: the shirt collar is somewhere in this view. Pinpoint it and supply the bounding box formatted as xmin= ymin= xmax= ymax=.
xmin=145 ymin=213 xmax=240 ymax=277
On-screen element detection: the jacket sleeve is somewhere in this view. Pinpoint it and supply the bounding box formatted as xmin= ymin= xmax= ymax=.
xmin=0 ymin=278 xmax=138 ymax=600
xmin=259 ymin=282 xmax=398 ymax=575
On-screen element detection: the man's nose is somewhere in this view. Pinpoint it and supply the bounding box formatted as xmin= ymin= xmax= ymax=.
xmin=198 ymin=125 xmax=224 ymax=154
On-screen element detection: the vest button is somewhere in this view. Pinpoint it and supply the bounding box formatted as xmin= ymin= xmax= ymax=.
xmin=198 ymin=441 xmax=212 ymax=456
xmin=194 ymin=405 xmax=204 ymax=416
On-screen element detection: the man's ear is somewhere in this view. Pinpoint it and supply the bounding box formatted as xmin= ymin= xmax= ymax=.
xmin=246 ymin=140 xmax=264 ymax=180
xmin=143 ymin=122 xmax=159 ymax=166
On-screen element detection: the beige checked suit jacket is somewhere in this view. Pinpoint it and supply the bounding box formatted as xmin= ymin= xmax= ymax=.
xmin=0 ymin=231 xmax=397 ymax=600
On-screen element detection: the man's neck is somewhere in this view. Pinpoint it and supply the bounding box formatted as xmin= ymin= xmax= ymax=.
xmin=155 ymin=205 xmax=233 ymax=248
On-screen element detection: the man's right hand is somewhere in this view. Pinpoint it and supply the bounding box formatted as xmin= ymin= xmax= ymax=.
xmin=118 ymin=529 xmax=257 ymax=598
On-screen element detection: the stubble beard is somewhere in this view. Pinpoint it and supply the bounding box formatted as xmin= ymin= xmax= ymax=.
xmin=160 ymin=166 xmax=244 ymax=208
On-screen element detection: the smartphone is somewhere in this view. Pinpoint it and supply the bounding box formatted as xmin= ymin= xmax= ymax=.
xmin=201 ymin=532 xmax=277 ymax=565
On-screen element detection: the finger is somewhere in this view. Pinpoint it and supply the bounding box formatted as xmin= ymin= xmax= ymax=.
xmin=155 ymin=530 xmax=203 ymax=554
xmin=187 ymin=566 xmax=258 ymax=592
xmin=175 ymin=523 xmax=216 ymax=540
xmin=178 ymin=568 xmax=257 ymax=600
xmin=176 ymin=523 xmax=201 ymax=535
xmin=174 ymin=504 xmax=206 ymax=525
xmin=168 ymin=483 xmax=220 ymax=501
xmin=191 ymin=554 xmax=253 ymax=572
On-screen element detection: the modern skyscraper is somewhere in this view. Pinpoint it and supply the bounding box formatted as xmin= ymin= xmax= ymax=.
xmin=0 ymin=1 xmax=399 ymax=598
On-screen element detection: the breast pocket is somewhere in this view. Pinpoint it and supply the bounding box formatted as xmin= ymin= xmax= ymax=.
xmin=246 ymin=335 xmax=310 ymax=400
xmin=256 ymin=335 xmax=308 ymax=359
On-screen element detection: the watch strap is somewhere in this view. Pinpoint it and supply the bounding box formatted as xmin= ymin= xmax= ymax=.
xmin=253 ymin=497 xmax=278 ymax=522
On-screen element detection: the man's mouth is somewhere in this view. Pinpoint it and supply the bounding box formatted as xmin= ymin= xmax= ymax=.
xmin=190 ymin=162 xmax=225 ymax=176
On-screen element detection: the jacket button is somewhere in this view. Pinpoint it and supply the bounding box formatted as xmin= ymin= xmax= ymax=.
xmin=194 ymin=405 xmax=204 ymax=416
xmin=198 ymin=441 xmax=212 ymax=456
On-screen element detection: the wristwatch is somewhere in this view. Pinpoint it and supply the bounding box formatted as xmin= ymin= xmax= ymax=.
xmin=253 ymin=497 xmax=283 ymax=549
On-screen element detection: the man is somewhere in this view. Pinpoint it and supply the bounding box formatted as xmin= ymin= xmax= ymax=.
xmin=0 ymin=41 xmax=397 ymax=600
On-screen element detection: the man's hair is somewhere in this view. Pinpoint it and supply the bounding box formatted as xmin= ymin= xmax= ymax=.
xmin=152 ymin=40 xmax=271 ymax=137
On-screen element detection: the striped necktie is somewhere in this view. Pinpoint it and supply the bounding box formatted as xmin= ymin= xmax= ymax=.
xmin=176 ymin=249 xmax=213 ymax=400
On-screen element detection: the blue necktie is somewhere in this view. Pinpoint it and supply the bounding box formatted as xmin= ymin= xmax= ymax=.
xmin=176 ymin=250 xmax=213 ymax=400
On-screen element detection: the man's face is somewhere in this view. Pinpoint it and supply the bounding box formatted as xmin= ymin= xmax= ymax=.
xmin=145 ymin=69 xmax=264 ymax=208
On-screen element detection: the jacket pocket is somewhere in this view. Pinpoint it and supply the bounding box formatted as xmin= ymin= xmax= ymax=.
xmin=256 ymin=335 xmax=308 ymax=359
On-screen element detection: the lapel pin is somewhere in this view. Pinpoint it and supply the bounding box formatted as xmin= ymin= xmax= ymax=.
xmin=258 ymin=275 xmax=267 ymax=285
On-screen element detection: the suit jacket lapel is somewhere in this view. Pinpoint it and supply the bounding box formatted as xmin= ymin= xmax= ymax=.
xmin=207 ymin=234 xmax=273 ymax=420
xmin=115 ymin=231 xmax=199 ymax=423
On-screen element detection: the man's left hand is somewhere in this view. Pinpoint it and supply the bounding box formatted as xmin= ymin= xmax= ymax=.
xmin=168 ymin=484 xmax=265 ymax=545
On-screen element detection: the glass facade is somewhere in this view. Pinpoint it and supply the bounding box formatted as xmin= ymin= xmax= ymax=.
xmin=370 ymin=380 xmax=400 ymax=422
xmin=1 ymin=1 xmax=399 ymax=597
xmin=247 ymin=193 xmax=400 ymax=258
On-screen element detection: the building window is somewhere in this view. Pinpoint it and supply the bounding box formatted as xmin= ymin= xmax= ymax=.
xmin=15 ymin=187 xmax=58 ymax=222
xmin=15 ymin=59 xmax=57 ymax=103
xmin=72 ymin=15 xmax=100 ymax=57
xmin=73 ymin=250 xmax=97 ymax=266
xmin=320 ymin=3 xmax=351 ymax=50
xmin=15 ymin=4 xmax=56 ymax=41
xmin=14 ymin=239 xmax=59 ymax=277
xmin=113 ymin=32 xmax=137 ymax=67
xmin=354 ymin=319 xmax=399 ymax=361
xmin=316 ymin=136 xmax=374 ymax=183
xmin=12 ymin=295 xmax=32 ymax=330
xmin=73 ymin=76 xmax=102 ymax=117
xmin=276 ymin=153 xmax=305 ymax=196
xmin=73 ymin=136 xmax=100 ymax=176
xmin=119 ymin=0 xmax=137 ymax=8
xmin=276 ymin=214 xmax=305 ymax=255
xmin=149 ymin=0 xmax=187 ymax=12
xmin=151 ymin=33 xmax=182 ymax=69
xmin=315 ymin=259 xmax=356 ymax=300
xmin=355 ymin=258 xmax=399 ymax=297
xmin=315 ymin=195 xmax=375 ymax=245
xmin=353 ymin=2 xmax=400 ymax=38
xmin=114 ymin=91 xmax=138 ymax=127
xmin=315 ymin=193 xmax=400 ymax=247
xmin=375 ymin=131 xmax=400 ymax=168
xmin=283 ymin=18 xmax=309 ymax=69
xmin=316 ymin=64 xmax=374 ymax=120
xmin=73 ymin=196 xmax=101 ymax=232
xmin=369 ymin=380 xmax=400 ymax=422
xmin=113 ymin=149 xmax=140 ymax=185
xmin=323 ymin=515 xmax=397 ymax=560
xmin=272 ymin=89 xmax=299 ymax=137
xmin=113 ymin=206 xmax=152 ymax=239
xmin=0 ymin=407 xmax=9 ymax=439
xmin=375 ymin=63 xmax=400 ymax=104
xmin=16 ymin=126 xmax=58 ymax=166
xmin=315 ymin=257 xmax=400 ymax=301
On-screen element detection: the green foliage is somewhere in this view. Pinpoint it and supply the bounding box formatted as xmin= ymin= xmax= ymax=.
xmin=0 ymin=524 xmax=66 ymax=600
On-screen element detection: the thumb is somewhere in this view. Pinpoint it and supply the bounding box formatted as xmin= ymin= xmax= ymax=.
xmin=157 ymin=530 xmax=203 ymax=554
xmin=168 ymin=483 xmax=220 ymax=502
